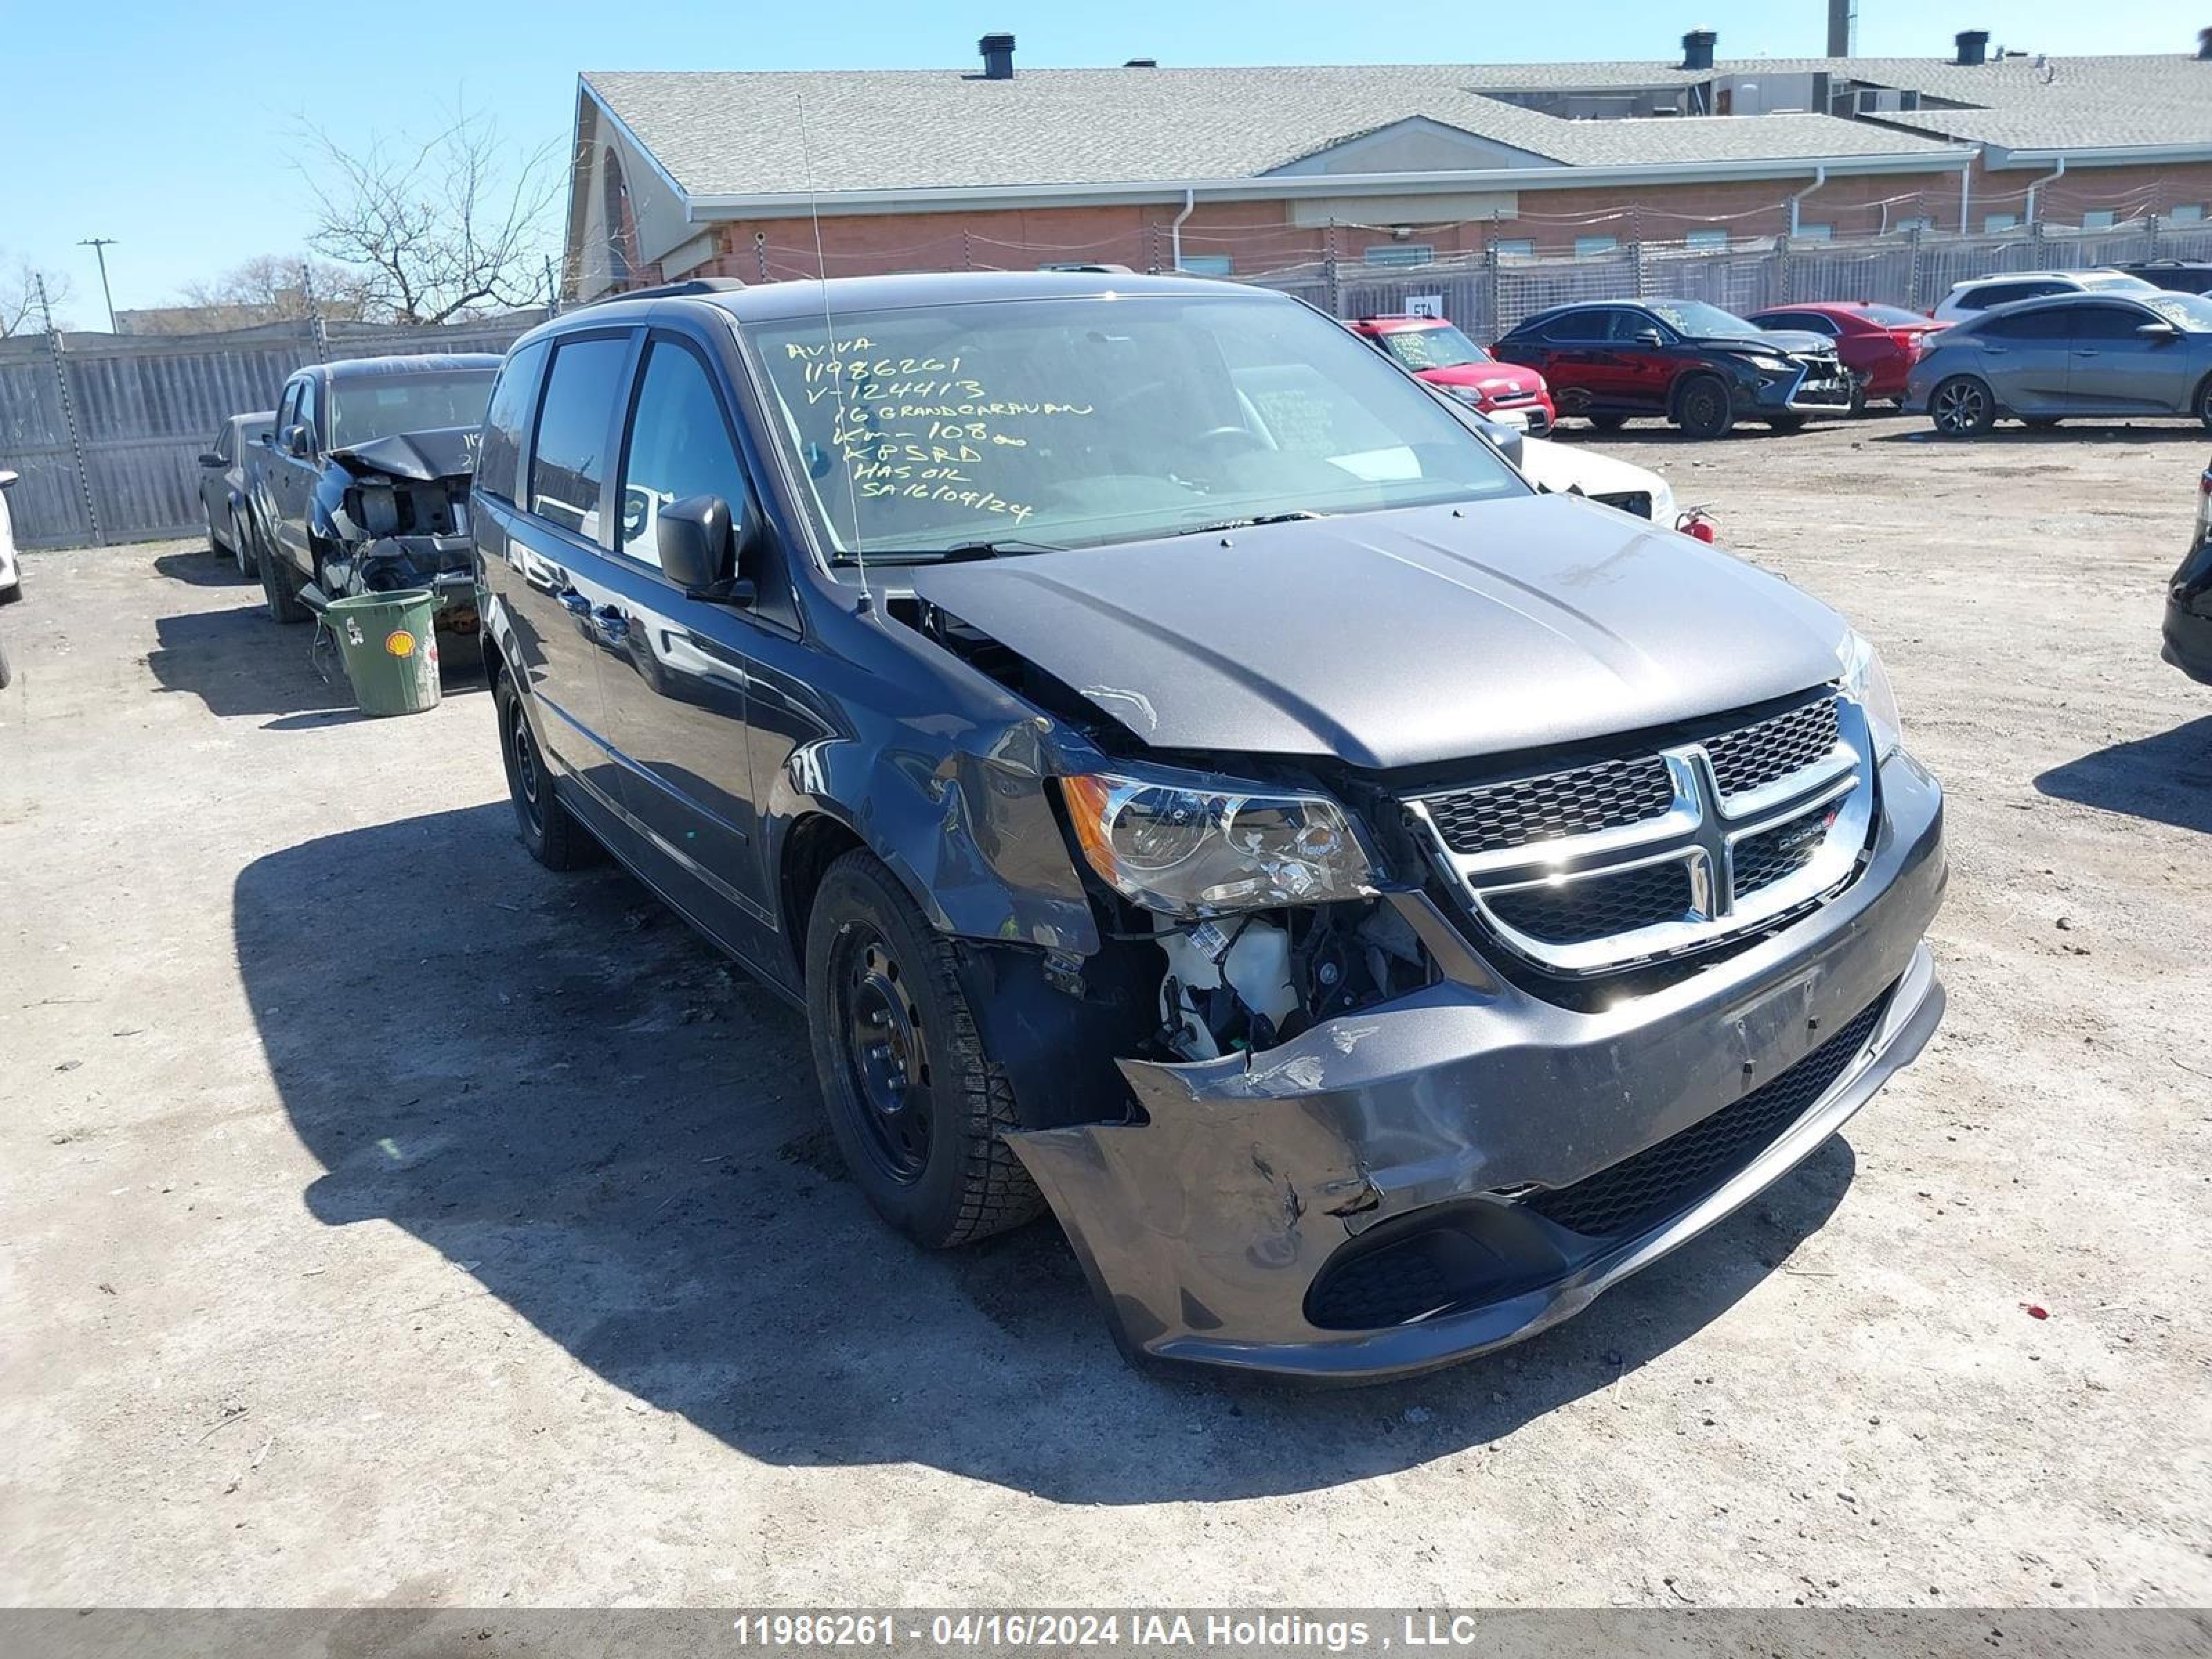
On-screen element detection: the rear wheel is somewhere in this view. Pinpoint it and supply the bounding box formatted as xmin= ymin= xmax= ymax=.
xmin=1586 ymin=413 xmax=1627 ymax=432
xmin=805 ymin=850 xmax=1041 ymax=1248
xmin=1673 ymin=374 xmax=1734 ymax=440
xmin=230 ymin=510 xmax=252 ymax=578
xmin=495 ymin=671 xmax=601 ymax=870
xmin=255 ymin=531 xmax=310 ymax=623
xmin=203 ymin=502 xmax=225 ymax=558
xmin=1930 ymin=375 xmax=1995 ymax=438
xmin=1765 ymin=413 xmax=1808 ymax=433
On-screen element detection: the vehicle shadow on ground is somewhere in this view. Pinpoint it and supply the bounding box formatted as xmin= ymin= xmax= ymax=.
xmin=151 ymin=550 xmax=254 ymax=587
xmin=1868 ymin=423 xmax=2212 ymax=447
xmin=150 ymin=604 xmax=482 ymax=722
xmin=238 ymin=803 xmax=1857 ymax=1504
xmin=2034 ymin=716 xmax=2212 ymax=835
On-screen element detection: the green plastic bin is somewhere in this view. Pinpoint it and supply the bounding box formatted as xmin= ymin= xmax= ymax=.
xmin=325 ymin=590 xmax=442 ymax=718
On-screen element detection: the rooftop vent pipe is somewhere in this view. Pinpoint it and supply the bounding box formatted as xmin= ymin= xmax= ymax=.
xmin=1955 ymin=29 xmax=1990 ymax=66
xmin=1682 ymin=28 xmax=1718 ymax=71
xmin=1125 ymin=57 xmax=1159 ymax=67
xmin=978 ymin=32 xmax=1015 ymax=79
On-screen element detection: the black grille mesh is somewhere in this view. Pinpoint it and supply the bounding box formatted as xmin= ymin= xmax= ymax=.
xmin=1526 ymin=989 xmax=1891 ymax=1239
xmin=1421 ymin=756 xmax=1674 ymax=856
xmin=1488 ymin=861 xmax=1692 ymax=944
xmin=1733 ymin=813 xmax=1830 ymax=896
xmin=1705 ymin=696 xmax=1842 ymax=798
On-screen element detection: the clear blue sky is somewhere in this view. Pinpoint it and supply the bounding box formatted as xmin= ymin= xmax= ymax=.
xmin=5 ymin=0 xmax=2200 ymax=320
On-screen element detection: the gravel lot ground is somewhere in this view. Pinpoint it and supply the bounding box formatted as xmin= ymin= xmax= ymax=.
xmin=3 ymin=413 xmax=2209 ymax=1610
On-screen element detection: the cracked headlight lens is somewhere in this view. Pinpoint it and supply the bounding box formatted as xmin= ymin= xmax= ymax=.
xmin=1839 ymin=630 xmax=1904 ymax=760
xmin=1059 ymin=771 xmax=1378 ymax=918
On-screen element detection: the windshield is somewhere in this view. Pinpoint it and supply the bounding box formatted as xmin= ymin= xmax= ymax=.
xmin=1645 ymin=299 xmax=1763 ymax=338
xmin=1377 ymin=322 xmax=1491 ymax=371
xmin=2081 ymin=270 xmax=2157 ymax=292
xmin=2144 ymin=292 xmax=2212 ymax=331
xmin=328 ymin=371 xmax=496 ymax=450
xmin=747 ymin=292 xmax=1526 ymax=560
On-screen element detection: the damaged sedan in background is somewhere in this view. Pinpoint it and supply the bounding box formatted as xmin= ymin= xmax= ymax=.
xmin=475 ymin=272 xmax=1947 ymax=1381
xmin=245 ymin=354 xmax=499 ymax=639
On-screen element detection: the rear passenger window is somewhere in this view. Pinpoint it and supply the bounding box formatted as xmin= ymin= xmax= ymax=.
xmin=529 ymin=335 xmax=630 ymax=537
xmin=617 ymin=339 xmax=752 ymax=568
xmin=476 ymin=339 xmax=548 ymax=504
xmin=1980 ymin=308 xmax=2070 ymax=340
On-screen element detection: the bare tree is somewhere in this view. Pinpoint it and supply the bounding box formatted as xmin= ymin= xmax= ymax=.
xmin=296 ymin=102 xmax=561 ymax=325
xmin=176 ymin=254 xmax=373 ymax=323
xmin=0 ymin=255 xmax=73 ymax=337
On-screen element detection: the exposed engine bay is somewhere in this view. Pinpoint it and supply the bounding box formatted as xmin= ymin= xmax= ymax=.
xmin=315 ymin=427 xmax=479 ymax=628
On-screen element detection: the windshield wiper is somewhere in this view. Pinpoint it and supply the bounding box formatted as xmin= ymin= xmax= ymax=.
xmin=1169 ymin=509 xmax=1329 ymax=538
xmin=839 ymin=537 xmax=1063 ymax=565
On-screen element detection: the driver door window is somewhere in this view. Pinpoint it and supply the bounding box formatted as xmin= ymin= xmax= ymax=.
xmin=617 ymin=339 xmax=755 ymax=570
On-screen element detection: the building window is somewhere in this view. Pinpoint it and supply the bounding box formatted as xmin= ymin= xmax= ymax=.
xmin=2080 ymin=209 xmax=2117 ymax=230
xmin=1490 ymin=238 xmax=1536 ymax=261
xmin=1363 ymin=244 xmax=1434 ymax=267
xmin=1174 ymin=254 xmax=1233 ymax=276
xmin=1794 ymin=223 xmax=1833 ymax=241
xmin=1685 ymin=228 xmax=1729 ymax=251
xmin=2171 ymin=205 xmax=2206 ymax=224
xmin=1984 ymin=213 xmax=2020 ymax=234
xmin=1573 ymin=235 xmax=1620 ymax=258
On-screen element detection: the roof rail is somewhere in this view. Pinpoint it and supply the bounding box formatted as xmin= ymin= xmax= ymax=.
xmin=579 ymin=277 xmax=747 ymax=308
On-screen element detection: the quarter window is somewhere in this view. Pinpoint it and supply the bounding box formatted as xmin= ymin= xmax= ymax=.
xmin=529 ymin=335 xmax=630 ymax=537
xmin=617 ymin=339 xmax=753 ymax=568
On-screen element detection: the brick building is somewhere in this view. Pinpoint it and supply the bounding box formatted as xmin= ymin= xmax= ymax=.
xmin=562 ymin=30 xmax=2212 ymax=299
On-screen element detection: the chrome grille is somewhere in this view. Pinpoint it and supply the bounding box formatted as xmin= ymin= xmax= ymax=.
xmin=1404 ymin=689 xmax=1872 ymax=977
xmin=1422 ymin=755 xmax=1674 ymax=855
xmin=1705 ymin=695 xmax=1842 ymax=799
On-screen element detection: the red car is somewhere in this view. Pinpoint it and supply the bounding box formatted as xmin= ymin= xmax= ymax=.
xmin=1745 ymin=302 xmax=1945 ymax=409
xmin=1349 ymin=316 xmax=1555 ymax=435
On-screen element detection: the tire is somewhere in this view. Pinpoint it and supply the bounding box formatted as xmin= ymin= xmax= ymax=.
xmin=1846 ymin=375 xmax=1869 ymax=418
xmin=1586 ymin=414 xmax=1627 ymax=432
xmin=2195 ymin=375 xmax=2212 ymax=431
xmin=231 ymin=510 xmax=253 ymax=579
xmin=204 ymin=502 xmax=225 ymax=558
xmin=2023 ymin=417 xmax=2062 ymax=431
xmin=1673 ymin=374 xmax=1735 ymax=440
xmin=1765 ymin=413 xmax=1808 ymax=433
xmin=1930 ymin=375 xmax=1996 ymax=438
xmin=0 ymin=627 xmax=11 ymax=691
xmin=495 ymin=671 xmax=601 ymax=871
xmin=255 ymin=530 xmax=310 ymax=623
xmin=805 ymin=849 xmax=1042 ymax=1248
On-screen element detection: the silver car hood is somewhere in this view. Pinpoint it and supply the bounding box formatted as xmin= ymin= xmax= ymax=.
xmin=909 ymin=494 xmax=1850 ymax=770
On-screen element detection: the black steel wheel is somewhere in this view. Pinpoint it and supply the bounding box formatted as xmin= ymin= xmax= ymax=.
xmin=1931 ymin=375 xmax=1995 ymax=438
xmin=1674 ymin=374 xmax=1735 ymax=440
xmin=805 ymin=848 xmax=1042 ymax=1247
xmin=495 ymin=669 xmax=599 ymax=870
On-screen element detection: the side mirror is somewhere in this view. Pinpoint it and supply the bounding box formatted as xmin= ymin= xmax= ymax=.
xmin=198 ymin=451 xmax=224 ymax=467
xmin=2137 ymin=321 xmax=2181 ymax=341
xmin=1634 ymin=328 xmax=1667 ymax=347
xmin=656 ymin=493 xmax=757 ymax=604
xmin=283 ymin=424 xmax=313 ymax=458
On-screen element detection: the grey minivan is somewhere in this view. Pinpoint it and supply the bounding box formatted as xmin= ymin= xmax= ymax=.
xmin=474 ymin=271 xmax=1947 ymax=1380
xmin=1909 ymin=290 xmax=2212 ymax=434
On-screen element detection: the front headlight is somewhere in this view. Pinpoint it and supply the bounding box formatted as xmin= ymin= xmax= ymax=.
xmin=1745 ymin=355 xmax=1795 ymax=375
xmin=1441 ymin=384 xmax=1487 ymax=406
xmin=1059 ymin=771 xmax=1378 ymax=918
xmin=1838 ymin=630 xmax=1904 ymax=760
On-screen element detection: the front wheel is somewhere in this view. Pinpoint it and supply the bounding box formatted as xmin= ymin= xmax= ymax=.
xmin=805 ymin=850 xmax=1041 ymax=1248
xmin=231 ymin=510 xmax=253 ymax=578
xmin=2195 ymin=375 xmax=2212 ymax=431
xmin=1930 ymin=375 xmax=1996 ymax=438
xmin=255 ymin=531 xmax=310 ymax=623
xmin=1673 ymin=374 xmax=1735 ymax=440
xmin=1765 ymin=413 xmax=1808 ymax=433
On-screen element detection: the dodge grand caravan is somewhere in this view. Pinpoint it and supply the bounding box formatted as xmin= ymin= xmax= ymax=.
xmin=473 ymin=272 xmax=1947 ymax=1380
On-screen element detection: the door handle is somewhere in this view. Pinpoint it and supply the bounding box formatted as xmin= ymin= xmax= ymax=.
xmin=2071 ymin=349 xmax=2100 ymax=357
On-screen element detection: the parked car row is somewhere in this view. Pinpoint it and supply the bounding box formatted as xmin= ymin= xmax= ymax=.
xmin=1908 ymin=288 xmax=2212 ymax=435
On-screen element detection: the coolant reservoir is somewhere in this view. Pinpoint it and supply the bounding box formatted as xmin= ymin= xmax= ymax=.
xmin=1159 ymin=917 xmax=1299 ymax=1060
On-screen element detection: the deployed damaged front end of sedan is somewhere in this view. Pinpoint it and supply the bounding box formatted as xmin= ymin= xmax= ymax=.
xmin=478 ymin=273 xmax=1947 ymax=1382
xmin=316 ymin=427 xmax=480 ymax=628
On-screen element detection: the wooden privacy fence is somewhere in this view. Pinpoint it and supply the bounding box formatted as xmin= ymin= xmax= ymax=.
xmin=0 ymin=318 xmax=531 ymax=550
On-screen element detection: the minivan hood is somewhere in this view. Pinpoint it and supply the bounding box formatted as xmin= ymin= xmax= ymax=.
xmin=908 ymin=494 xmax=1849 ymax=771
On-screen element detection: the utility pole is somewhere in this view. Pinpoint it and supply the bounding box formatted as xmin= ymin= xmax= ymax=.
xmin=77 ymin=237 xmax=119 ymax=332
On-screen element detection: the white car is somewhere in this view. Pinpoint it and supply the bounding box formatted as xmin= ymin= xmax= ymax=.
xmin=0 ymin=469 xmax=19 ymax=690
xmin=1515 ymin=432 xmax=1679 ymax=528
xmin=1931 ymin=268 xmax=2157 ymax=324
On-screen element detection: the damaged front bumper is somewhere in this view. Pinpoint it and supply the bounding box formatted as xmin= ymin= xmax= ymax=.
xmin=1008 ymin=751 xmax=1947 ymax=1382
xmin=331 ymin=536 xmax=478 ymax=627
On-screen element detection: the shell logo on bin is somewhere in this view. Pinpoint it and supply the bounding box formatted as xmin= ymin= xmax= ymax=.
xmin=384 ymin=629 xmax=417 ymax=659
